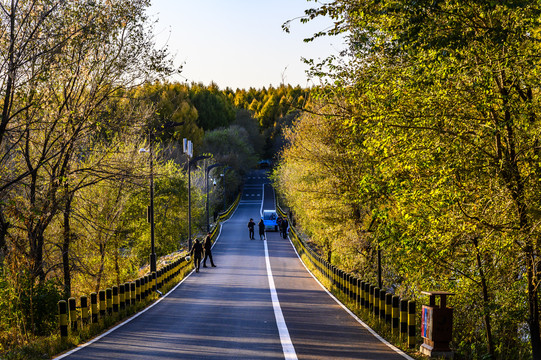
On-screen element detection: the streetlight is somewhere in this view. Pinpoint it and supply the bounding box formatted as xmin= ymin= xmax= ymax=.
xmin=183 ymin=138 xmax=209 ymax=250
xmin=139 ymin=121 xmax=183 ymax=274
xmin=206 ymin=163 xmax=223 ymax=232
xmin=221 ymin=166 xmax=231 ymax=212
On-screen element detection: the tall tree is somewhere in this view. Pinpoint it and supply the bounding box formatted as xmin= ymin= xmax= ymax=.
xmin=278 ymin=0 xmax=541 ymax=357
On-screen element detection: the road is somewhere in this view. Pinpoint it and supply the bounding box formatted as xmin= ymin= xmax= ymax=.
xmin=57 ymin=169 xmax=411 ymax=360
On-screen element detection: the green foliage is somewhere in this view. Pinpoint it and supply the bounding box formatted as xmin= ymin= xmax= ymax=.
xmin=276 ymin=1 xmax=541 ymax=358
xmin=189 ymin=83 xmax=235 ymax=131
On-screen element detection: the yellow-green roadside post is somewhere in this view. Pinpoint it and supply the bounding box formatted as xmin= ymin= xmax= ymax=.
xmin=106 ymin=288 xmax=112 ymax=315
xmin=68 ymin=297 xmax=77 ymax=330
xmin=392 ymin=295 xmax=400 ymax=336
xmin=408 ymin=300 xmax=416 ymax=348
xmin=112 ymin=286 xmax=119 ymax=314
xmin=58 ymin=300 xmax=68 ymax=342
xmin=90 ymin=292 xmax=98 ymax=323
xmin=81 ymin=295 xmax=89 ymax=325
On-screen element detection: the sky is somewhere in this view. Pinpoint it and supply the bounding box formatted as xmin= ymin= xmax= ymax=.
xmin=148 ymin=0 xmax=346 ymax=90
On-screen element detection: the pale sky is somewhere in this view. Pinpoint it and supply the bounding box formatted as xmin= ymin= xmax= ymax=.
xmin=148 ymin=0 xmax=346 ymax=90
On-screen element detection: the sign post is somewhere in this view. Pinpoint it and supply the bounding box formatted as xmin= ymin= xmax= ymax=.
xmin=420 ymin=291 xmax=454 ymax=359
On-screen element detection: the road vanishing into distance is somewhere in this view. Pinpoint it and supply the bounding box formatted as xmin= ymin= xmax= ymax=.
xmin=56 ymin=170 xmax=411 ymax=360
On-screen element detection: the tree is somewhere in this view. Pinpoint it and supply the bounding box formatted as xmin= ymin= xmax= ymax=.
xmin=189 ymin=83 xmax=235 ymax=131
xmin=278 ymin=0 xmax=541 ymax=357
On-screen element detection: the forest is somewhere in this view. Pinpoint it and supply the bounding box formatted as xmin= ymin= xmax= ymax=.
xmin=0 ymin=1 xmax=307 ymax=357
xmin=275 ymin=1 xmax=541 ymax=359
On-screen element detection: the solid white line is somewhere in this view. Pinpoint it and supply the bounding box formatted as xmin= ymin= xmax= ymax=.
xmin=260 ymin=186 xmax=297 ymax=359
xmin=285 ymin=235 xmax=415 ymax=360
xmin=264 ymin=239 xmax=298 ymax=360
xmin=260 ymin=184 xmax=265 ymax=216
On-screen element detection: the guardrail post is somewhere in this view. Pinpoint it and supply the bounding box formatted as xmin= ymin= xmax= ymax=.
xmin=68 ymin=297 xmax=77 ymax=330
xmin=81 ymin=295 xmax=89 ymax=325
xmin=392 ymin=295 xmax=400 ymax=335
xmin=135 ymin=279 xmax=141 ymax=302
xmin=365 ymin=283 xmax=371 ymax=310
xmin=380 ymin=290 xmax=386 ymax=320
xmin=373 ymin=287 xmax=380 ymax=317
xmin=119 ymin=284 xmax=125 ymax=310
xmin=112 ymin=286 xmax=119 ymax=314
xmin=58 ymin=300 xmax=68 ymax=342
xmin=360 ymin=281 xmax=365 ymax=309
xmin=91 ymin=292 xmax=98 ymax=323
xmin=130 ymin=282 xmax=136 ymax=305
xmin=355 ymin=278 xmax=363 ymax=309
xmin=106 ymin=288 xmax=113 ymax=315
xmin=143 ymin=276 xmax=147 ymax=300
xmin=152 ymin=272 xmax=157 ymax=292
xmin=369 ymin=285 xmax=375 ymax=313
xmin=124 ymin=283 xmax=131 ymax=307
xmin=400 ymin=299 xmax=408 ymax=341
xmin=349 ymin=274 xmax=354 ymax=300
xmin=385 ymin=293 xmax=392 ymax=324
xmin=99 ymin=290 xmax=106 ymax=318
xmin=408 ymin=300 xmax=416 ymax=348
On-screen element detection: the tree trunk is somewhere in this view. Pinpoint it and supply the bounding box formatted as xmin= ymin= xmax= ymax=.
xmin=473 ymin=237 xmax=494 ymax=358
xmin=62 ymin=191 xmax=72 ymax=299
xmin=0 ymin=208 xmax=9 ymax=266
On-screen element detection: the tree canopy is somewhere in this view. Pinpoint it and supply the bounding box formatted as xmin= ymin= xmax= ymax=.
xmin=275 ymin=1 xmax=541 ymax=358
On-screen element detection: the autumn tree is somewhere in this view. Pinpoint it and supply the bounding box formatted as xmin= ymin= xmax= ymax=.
xmin=277 ymin=0 xmax=541 ymax=357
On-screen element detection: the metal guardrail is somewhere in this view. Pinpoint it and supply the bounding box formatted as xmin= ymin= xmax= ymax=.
xmin=276 ymin=204 xmax=417 ymax=349
xmin=57 ymin=192 xmax=242 ymax=343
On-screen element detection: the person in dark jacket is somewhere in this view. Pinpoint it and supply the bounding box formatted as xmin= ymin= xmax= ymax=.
xmin=281 ymin=217 xmax=289 ymax=239
xmin=277 ymin=216 xmax=283 ymax=236
xmin=190 ymin=239 xmax=204 ymax=272
xmin=203 ymin=232 xmax=216 ymax=268
xmin=247 ymin=218 xmax=256 ymax=240
xmin=258 ymin=218 xmax=265 ymax=240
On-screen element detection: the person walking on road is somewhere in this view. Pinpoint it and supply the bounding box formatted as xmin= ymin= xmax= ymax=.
xmin=258 ymin=218 xmax=265 ymax=240
xmin=203 ymin=232 xmax=216 ymax=268
xmin=190 ymin=238 xmax=204 ymax=272
xmin=247 ymin=218 xmax=256 ymax=240
xmin=281 ymin=217 xmax=289 ymax=239
xmin=277 ymin=216 xmax=283 ymax=237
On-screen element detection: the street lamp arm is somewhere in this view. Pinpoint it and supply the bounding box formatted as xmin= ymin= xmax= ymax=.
xmin=206 ymin=163 xmax=224 ymax=175
xmin=190 ymin=155 xmax=210 ymax=165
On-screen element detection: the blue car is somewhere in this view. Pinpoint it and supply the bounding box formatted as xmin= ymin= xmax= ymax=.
xmin=263 ymin=210 xmax=279 ymax=231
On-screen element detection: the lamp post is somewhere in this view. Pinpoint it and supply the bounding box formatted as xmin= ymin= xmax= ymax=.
xmin=205 ymin=163 xmax=223 ymax=232
xmin=221 ymin=166 xmax=231 ymax=212
xmin=139 ymin=121 xmax=183 ymax=273
xmin=183 ymin=138 xmax=210 ymax=250
xmin=188 ymin=155 xmax=209 ymax=250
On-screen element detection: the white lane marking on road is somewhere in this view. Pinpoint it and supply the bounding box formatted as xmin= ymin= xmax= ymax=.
xmin=285 ymin=235 xmax=415 ymax=360
xmin=260 ymin=187 xmax=297 ymax=359
xmin=260 ymin=184 xmax=265 ymax=216
xmin=264 ymin=239 xmax=298 ymax=360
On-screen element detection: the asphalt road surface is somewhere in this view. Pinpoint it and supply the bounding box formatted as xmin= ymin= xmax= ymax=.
xmin=57 ymin=169 xmax=411 ymax=360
